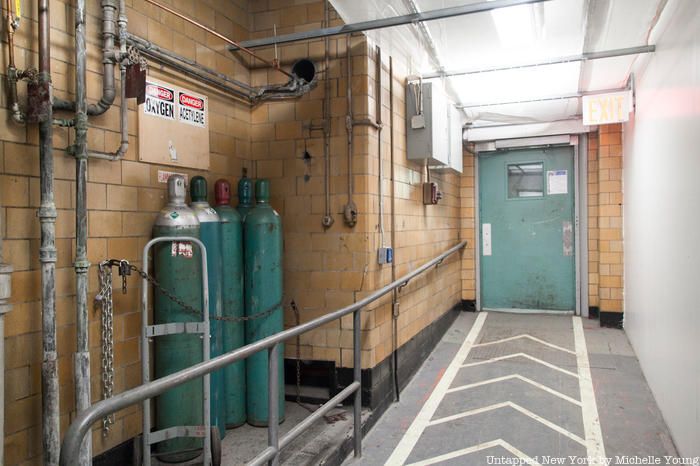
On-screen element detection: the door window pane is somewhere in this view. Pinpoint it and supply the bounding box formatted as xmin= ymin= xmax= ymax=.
xmin=507 ymin=162 xmax=544 ymax=199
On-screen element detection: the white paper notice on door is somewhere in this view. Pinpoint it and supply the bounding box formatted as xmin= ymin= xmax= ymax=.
xmin=482 ymin=223 xmax=492 ymax=256
xmin=547 ymin=170 xmax=568 ymax=195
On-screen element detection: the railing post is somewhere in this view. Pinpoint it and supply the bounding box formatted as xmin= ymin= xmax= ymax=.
xmin=268 ymin=343 xmax=280 ymax=466
xmin=353 ymin=308 xmax=362 ymax=457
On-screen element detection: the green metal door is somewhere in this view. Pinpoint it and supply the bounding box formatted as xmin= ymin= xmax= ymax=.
xmin=479 ymin=146 xmax=576 ymax=312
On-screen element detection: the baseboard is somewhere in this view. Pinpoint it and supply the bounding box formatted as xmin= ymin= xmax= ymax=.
xmin=589 ymin=306 xmax=600 ymax=318
xmin=600 ymin=311 xmax=623 ymax=329
xmin=335 ymin=301 xmax=462 ymax=410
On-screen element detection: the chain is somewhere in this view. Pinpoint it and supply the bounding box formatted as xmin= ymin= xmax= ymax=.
xmin=94 ymin=262 xmax=116 ymax=437
xmin=128 ymin=263 xmax=277 ymax=323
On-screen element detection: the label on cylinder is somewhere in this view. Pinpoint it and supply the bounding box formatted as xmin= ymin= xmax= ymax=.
xmin=171 ymin=241 xmax=194 ymax=258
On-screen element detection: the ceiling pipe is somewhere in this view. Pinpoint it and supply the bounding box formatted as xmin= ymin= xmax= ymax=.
xmin=126 ymin=33 xmax=318 ymax=105
xmin=458 ymin=85 xmax=630 ymax=109
xmin=229 ymin=0 xmax=551 ymax=51
xmin=421 ymin=45 xmax=656 ymax=79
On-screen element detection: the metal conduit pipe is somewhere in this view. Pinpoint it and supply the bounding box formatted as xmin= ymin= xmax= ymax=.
xmin=72 ymin=1 xmax=92 ymax=464
xmin=389 ymin=56 xmax=400 ymax=402
xmin=126 ymin=33 xmax=256 ymax=99
xmin=0 ymin=2 xmax=16 ymax=449
xmin=343 ymin=35 xmax=358 ymax=227
xmin=321 ymin=0 xmax=334 ymax=229
xmin=376 ymin=46 xmax=384 ymax=247
xmin=37 ymin=1 xmax=61 ymax=464
xmin=53 ymin=0 xmax=119 ymax=116
xmin=127 ymin=33 xmax=318 ymax=105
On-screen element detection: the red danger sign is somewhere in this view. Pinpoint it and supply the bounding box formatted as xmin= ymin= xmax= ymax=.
xmin=177 ymin=90 xmax=206 ymax=128
xmin=146 ymin=84 xmax=174 ymax=102
xmin=179 ymin=93 xmax=205 ymax=110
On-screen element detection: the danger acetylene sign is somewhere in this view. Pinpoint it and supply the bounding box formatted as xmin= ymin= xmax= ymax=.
xmin=178 ymin=90 xmax=206 ymax=128
xmin=179 ymin=93 xmax=204 ymax=110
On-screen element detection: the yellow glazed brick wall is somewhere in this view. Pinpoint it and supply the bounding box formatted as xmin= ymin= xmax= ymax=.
xmin=1 ymin=0 xmax=252 ymax=463
xmin=247 ymin=1 xmax=463 ymax=371
xmin=596 ymin=124 xmax=624 ymax=313
xmin=460 ymin=151 xmax=476 ymax=301
xmin=588 ymin=131 xmax=600 ymax=307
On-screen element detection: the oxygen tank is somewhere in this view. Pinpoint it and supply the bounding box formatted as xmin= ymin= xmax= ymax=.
xmin=189 ymin=176 xmax=226 ymax=439
xmin=213 ymin=179 xmax=246 ymax=428
xmin=152 ymin=175 xmax=202 ymax=462
xmin=244 ymin=179 xmax=284 ymax=426
xmin=237 ymin=176 xmax=255 ymax=221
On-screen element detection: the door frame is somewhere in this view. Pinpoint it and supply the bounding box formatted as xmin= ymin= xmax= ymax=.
xmin=473 ymin=135 xmax=586 ymax=316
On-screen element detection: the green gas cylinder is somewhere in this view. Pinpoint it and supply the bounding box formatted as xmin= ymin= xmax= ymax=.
xmin=214 ymin=179 xmax=246 ymax=428
xmin=237 ymin=176 xmax=255 ymax=221
xmin=245 ymin=179 xmax=284 ymax=426
xmin=189 ymin=176 xmax=227 ymax=439
xmin=152 ymin=175 xmax=203 ymax=462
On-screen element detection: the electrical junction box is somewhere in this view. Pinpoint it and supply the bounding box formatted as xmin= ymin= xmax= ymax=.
xmin=406 ymin=81 xmax=450 ymax=166
xmin=377 ymin=247 xmax=393 ymax=265
xmin=423 ymin=182 xmax=442 ymax=205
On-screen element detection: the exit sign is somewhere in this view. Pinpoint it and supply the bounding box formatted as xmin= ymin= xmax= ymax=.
xmin=582 ymin=90 xmax=633 ymax=126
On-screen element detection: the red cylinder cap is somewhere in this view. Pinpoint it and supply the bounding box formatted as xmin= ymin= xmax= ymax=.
xmin=214 ymin=179 xmax=231 ymax=205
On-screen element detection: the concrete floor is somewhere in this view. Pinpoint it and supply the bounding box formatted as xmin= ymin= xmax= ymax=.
xmin=219 ymin=400 xmax=368 ymax=465
xmin=344 ymin=312 xmax=678 ymax=466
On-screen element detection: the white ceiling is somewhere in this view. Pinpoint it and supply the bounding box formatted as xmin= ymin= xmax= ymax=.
xmin=330 ymin=0 xmax=666 ymax=127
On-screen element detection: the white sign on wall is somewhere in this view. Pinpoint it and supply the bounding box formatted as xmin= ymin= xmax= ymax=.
xmin=582 ymin=90 xmax=633 ymax=126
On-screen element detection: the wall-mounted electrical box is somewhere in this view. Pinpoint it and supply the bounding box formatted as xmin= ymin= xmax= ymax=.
xmin=377 ymin=246 xmax=393 ymax=265
xmin=423 ymin=182 xmax=443 ymax=205
xmin=406 ymin=81 xmax=463 ymax=173
xmin=406 ymin=81 xmax=450 ymax=166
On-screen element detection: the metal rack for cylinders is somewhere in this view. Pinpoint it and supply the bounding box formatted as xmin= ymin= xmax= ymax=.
xmin=137 ymin=175 xmax=220 ymax=466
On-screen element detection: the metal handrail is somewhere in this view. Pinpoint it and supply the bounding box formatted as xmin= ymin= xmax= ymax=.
xmin=59 ymin=240 xmax=466 ymax=466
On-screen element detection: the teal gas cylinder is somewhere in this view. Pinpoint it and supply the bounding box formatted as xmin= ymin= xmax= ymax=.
xmin=214 ymin=179 xmax=246 ymax=428
xmin=244 ymin=179 xmax=284 ymax=426
xmin=189 ymin=176 xmax=227 ymax=439
xmin=237 ymin=176 xmax=255 ymax=221
xmin=152 ymin=175 xmax=203 ymax=462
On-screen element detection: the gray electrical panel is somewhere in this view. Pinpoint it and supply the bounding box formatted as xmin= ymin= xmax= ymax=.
xmin=406 ymin=81 xmax=450 ymax=166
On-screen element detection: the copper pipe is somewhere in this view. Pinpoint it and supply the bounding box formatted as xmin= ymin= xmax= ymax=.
xmin=6 ymin=0 xmax=15 ymax=67
xmin=143 ymin=0 xmax=294 ymax=80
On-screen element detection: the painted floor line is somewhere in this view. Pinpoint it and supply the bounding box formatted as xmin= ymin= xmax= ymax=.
xmin=573 ymin=316 xmax=606 ymax=463
xmin=461 ymin=352 xmax=579 ymax=378
xmin=447 ymin=374 xmax=583 ymax=406
xmin=384 ymin=312 xmax=489 ymax=466
xmin=473 ymin=334 xmax=576 ymax=355
xmin=405 ymin=439 xmax=543 ymax=466
xmin=428 ymin=401 xmax=586 ymax=446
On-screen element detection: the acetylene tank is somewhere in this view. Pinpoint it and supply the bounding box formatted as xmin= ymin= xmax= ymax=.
xmin=213 ymin=179 xmax=246 ymax=428
xmin=237 ymin=176 xmax=255 ymax=221
xmin=152 ymin=175 xmax=203 ymax=461
xmin=189 ymin=176 xmax=226 ymax=438
xmin=244 ymin=179 xmax=284 ymax=426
